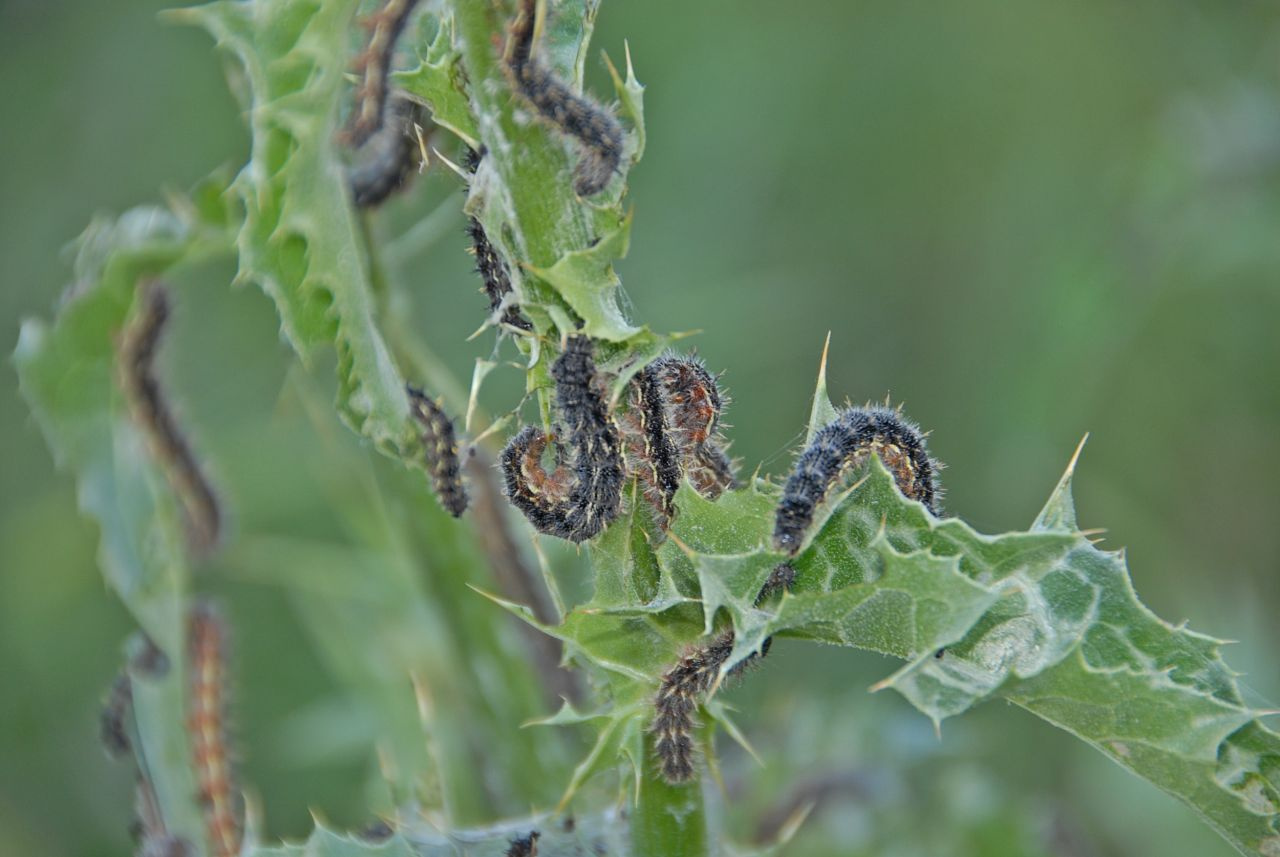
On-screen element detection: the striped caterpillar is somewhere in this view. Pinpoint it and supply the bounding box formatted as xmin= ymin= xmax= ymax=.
xmin=117 ymin=283 xmax=222 ymax=556
xmin=616 ymin=354 xmax=737 ymax=528
xmin=501 ymin=336 xmax=624 ymax=543
xmin=504 ymin=0 xmax=624 ymax=195
xmin=773 ymin=404 xmax=942 ymax=556
xmin=187 ymin=601 xmax=241 ymax=857
xmin=344 ymin=0 xmax=421 ymax=146
xmin=406 ymin=385 xmax=469 ymax=517
xmin=464 ymin=149 xmax=533 ymax=331
xmin=348 ymin=94 xmax=428 ymax=208
xmin=650 ymin=563 xmax=794 ymax=784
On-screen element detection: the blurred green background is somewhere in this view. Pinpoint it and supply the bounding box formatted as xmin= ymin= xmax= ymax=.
xmin=2 ymin=1 xmax=1278 ymax=854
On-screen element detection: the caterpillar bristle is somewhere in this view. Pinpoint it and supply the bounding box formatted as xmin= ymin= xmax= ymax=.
xmin=773 ymin=405 xmax=942 ymax=556
xmin=464 ymin=150 xmax=534 ymax=331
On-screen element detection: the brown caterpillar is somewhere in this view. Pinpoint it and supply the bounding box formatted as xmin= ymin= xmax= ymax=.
xmin=348 ymin=94 xmax=428 ymax=208
xmin=651 ymin=355 xmax=738 ymax=499
xmin=505 ymin=831 xmax=541 ymax=857
xmin=100 ymin=672 xmax=134 ymax=758
xmin=501 ymin=336 xmax=624 ymax=543
xmin=344 ymin=0 xmax=422 ymax=146
xmin=773 ymin=404 xmax=942 ymax=556
xmin=406 ymin=386 xmax=469 ymax=517
xmin=464 ymin=149 xmax=533 ymax=331
xmin=118 ymin=283 xmax=222 ymax=556
xmin=504 ymin=0 xmax=624 ymax=195
xmin=615 ymin=363 xmax=683 ymax=527
xmin=187 ymin=601 xmax=241 ymax=857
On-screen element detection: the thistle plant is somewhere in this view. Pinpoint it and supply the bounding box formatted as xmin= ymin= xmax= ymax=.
xmin=14 ymin=1 xmax=1280 ymax=855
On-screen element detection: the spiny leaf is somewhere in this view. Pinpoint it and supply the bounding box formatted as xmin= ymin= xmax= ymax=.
xmin=177 ymin=0 xmax=414 ymax=454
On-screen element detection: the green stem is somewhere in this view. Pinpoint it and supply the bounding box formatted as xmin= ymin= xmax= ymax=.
xmin=632 ymin=731 xmax=709 ymax=857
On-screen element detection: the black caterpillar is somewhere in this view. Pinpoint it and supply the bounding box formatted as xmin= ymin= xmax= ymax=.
xmin=650 ymin=562 xmax=795 ymax=783
xmin=505 ymin=831 xmax=541 ymax=857
xmin=464 ymin=149 xmax=533 ymax=331
xmin=773 ymin=405 xmax=942 ymax=556
xmin=348 ymin=95 xmax=427 ymax=208
xmin=117 ymin=283 xmax=222 ymax=556
xmin=504 ymin=0 xmax=624 ymax=195
xmin=406 ymin=386 xmax=469 ymax=517
xmin=501 ymin=336 xmax=625 ymax=542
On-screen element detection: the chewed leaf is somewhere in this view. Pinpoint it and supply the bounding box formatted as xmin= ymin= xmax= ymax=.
xmin=529 ymin=214 xmax=639 ymax=341
xmin=179 ymin=0 xmax=414 ymax=454
xmin=392 ymin=17 xmax=479 ymax=145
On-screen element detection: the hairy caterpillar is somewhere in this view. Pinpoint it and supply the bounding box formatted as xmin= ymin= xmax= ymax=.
xmin=504 ymin=0 xmax=624 ymax=195
xmin=773 ymin=404 xmax=942 ymax=556
xmin=118 ymin=283 xmax=222 ymax=556
xmin=406 ymin=386 xmax=469 ymax=517
xmin=344 ymin=0 xmax=421 ymax=146
xmin=616 ymin=363 xmax=683 ymax=527
xmin=505 ymin=831 xmax=541 ymax=857
xmin=464 ymin=149 xmax=533 ymax=331
xmin=651 ymin=630 xmax=736 ymax=784
xmin=651 ymin=355 xmax=738 ymax=499
xmin=187 ymin=601 xmax=241 ymax=857
xmin=501 ymin=336 xmax=624 ymax=543
xmin=651 ymin=564 xmax=795 ymax=783
xmin=348 ymin=95 xmax=427 ymax=208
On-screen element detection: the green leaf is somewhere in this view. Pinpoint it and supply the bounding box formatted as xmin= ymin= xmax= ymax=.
xmin=176 ymin=0 xmax=415 ymax=454
xmin=392 ymin=17 xmax=480 ymax=145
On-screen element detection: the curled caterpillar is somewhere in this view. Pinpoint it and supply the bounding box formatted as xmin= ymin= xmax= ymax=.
xmin=345 ymin=0 xmax=421 ymax=146
xmin=501 ymin=336 xmax=624 ymax=543
xmin=406 ymin=386 xmax=469 ymax=517
xmin=464 ymin=149 xmax=533 ymax=331
xmin=348 ymin=95 xmax=427 ymax=208
xmin=616 ymin=363 xmax=683 ymax=527
xmin=773 ymin=405 xmax=942 ymax=556
xmin=118 ymin=283 xmax=222 ymax=556
xmin=187 ymin=601 xmax=241 ymax=857
xmin=504 ymin=0 xmax=624 ymax=195
xmin=505 ymin=831 xmax=541 ymax=857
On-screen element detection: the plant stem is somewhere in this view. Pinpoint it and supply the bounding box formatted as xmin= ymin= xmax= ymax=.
xmin=632 ymin=731 xmax=709 ymax=857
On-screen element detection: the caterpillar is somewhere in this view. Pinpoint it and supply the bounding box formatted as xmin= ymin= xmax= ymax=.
xmin=99 ymin=672 xmax=134 ymax=758
xmin=464 ymin=149 xmax=533 ymax=331
xmin=773 ymin=404 xmax=942 ymax=556
xmin=501 ymin=336 xmax=624 ymax=543
xmin=504 ymin=0 xmax=624 ymax=195
xmin=505 ymin=831 xmax=541 ymax=857
xmin=651 ymin=355 xmax=738 ymax=499
xmin=616 ymin=363 xmax=683 ymax=527
xmin=651 ymin=630 xmax=736 ymax=784
xmin=344 ymin=0 xmax=422 ymax=146
xmin=118 ymin=283 xmax=222 ymax=556
xmin=186 ymin=601 xmax=241 ymax=857
xmin=406 ymin=386 xmax=469 ymax=517
xmin=348 ymin=94 xmax=428 ymax=208
xmin=651 ymin=565 xmax=796 ymax=784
